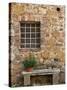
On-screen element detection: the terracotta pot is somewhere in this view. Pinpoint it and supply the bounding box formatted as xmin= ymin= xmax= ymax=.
xmin=25 ymin=67 xmax=33 ymax=72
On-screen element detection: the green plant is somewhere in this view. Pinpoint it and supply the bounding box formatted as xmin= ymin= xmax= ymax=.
xmin=22 ymin=54 xmax=37 ymax=69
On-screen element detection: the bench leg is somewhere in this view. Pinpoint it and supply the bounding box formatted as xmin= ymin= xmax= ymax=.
xmin=53 ymin=73 xmax=59 ymax=84
xmin=24 ymin=75 xmax=30 ymax=86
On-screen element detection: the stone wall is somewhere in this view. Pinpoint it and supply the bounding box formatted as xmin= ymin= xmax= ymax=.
xmin=9 ymin=3 xmax=65 ymax=86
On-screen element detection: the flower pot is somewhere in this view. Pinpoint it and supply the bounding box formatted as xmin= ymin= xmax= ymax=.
xmin=25 ymin=67 xmax=33 ymax=72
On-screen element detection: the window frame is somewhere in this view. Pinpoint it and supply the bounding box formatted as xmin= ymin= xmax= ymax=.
xmin=19 ymin=21 xmax=41 ymax=50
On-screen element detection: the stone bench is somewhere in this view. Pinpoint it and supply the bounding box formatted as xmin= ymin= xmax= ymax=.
xmin=22 ymin=68 xmax=60 ymax=86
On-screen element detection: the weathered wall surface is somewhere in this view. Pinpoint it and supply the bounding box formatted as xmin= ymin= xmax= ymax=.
xmin=10 ymin=3 xmax=65 ymax=86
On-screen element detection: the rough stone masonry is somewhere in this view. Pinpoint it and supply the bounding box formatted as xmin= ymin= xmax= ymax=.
xmin=9 ymin=3 xmax=65 ymax=86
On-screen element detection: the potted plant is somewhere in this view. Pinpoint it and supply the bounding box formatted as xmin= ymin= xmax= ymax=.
xmin=22 ymin=54 xmax=37 ymax=72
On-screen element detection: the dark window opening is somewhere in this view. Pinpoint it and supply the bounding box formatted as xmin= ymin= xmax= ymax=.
xmin=20 ymin=21 xmax=40 ymax=49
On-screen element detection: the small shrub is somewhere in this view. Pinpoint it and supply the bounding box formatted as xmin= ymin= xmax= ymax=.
xmin=22 ymin=54 xmax=37 ymax=69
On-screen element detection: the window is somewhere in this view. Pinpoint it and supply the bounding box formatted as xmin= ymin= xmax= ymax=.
xmin=20 ymin=21 xmax=40 ymax=49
